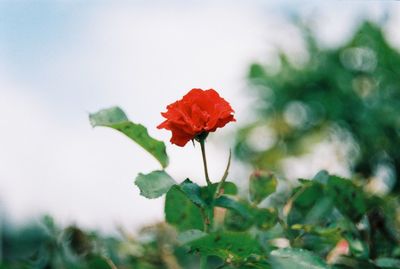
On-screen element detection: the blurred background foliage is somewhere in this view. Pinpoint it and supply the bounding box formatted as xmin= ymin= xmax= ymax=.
xmin=2 ymin=20 xmax=400 ymax=269
xmin=234 ymin=20 xmax=400 ymax=193
xmin=1 ymin=216 xmax=193 ymax=269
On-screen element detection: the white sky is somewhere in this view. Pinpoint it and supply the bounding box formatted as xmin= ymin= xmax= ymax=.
xmin=0 ymin=1 xmax=398 ymax=232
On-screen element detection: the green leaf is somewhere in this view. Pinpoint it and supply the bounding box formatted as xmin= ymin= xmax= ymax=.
xmin=135 ymin=170 xmax=175 ymax=199
xmin=293 ymin=180 xmax=323 ymax=208
xmin=177 ymin=229 xmax=207 ymax=245
xmin=188 ymin=232 xmax=262 ymax=261
xmin=327 ymin=176 xmax=367 ymax=222
xmin=90 ymin=106 xmax=169 ymax=168
xmin=198 ymin=181 xmax=239 ymax=207
xmin=249 ymin=171 xmax=278 ymax=204
xmin=224 ymin=200 xmax=255 ymax=231
xmin=215 ymin=196 xmax=253 ymax=219
xmin=313 ymin=170 xmax=330 ymax=184
xmin=165 ymin=185 xmax=203 ymax=231
xmin=302 ymin=196 xmax=334 ymax=224
xmin=332 ymin=256 xmax=377 ymax=269
xmin=224 ymin=210 xmax=254 ymax=232
xmin=179 ymin=179 xmax=207 ymax=208
xmin=269 ymin=248 xmax=329 ymax=269
xmin=287 ymin=180 xmax=325 ymax=225
xmin=254 ymin=208 xmax=278 ymax=231
xmin=208 ymin=181 xmax=238 ymax=196
xmin=374 ymin=258 xmax=400 ymax=268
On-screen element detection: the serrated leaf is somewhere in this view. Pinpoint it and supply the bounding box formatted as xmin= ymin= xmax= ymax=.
xmin=249 ymin=171 xmax=278 ymax=204
xmin=188 ymin=232 xmax=262 ymax=261
xmin=135 ymin=170 xmax=175 ymax=199
xmin=165 ymin=185 xmax=203 ymax=231
xmin=180 ymin=179 xmax=207 ymax=208
xmin=90 ymin=106 xmax=169 ymax=168
xmin=269 ymin=248 xmax=328 ymax=269
xmin=327 ymin=176 xmax=367 ymax=222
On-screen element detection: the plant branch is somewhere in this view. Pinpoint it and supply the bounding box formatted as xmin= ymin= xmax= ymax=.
xmin=214 ymin=149 xmax=231 ymax=199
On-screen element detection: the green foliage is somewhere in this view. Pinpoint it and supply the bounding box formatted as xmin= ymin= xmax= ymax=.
xmin=287 ymin=179 xmax=332 ymax=226
xmin=269 ymin=248 xmax=328 ymax=269
xmin=215 ymin=196 xmax=253 ymax=220
xmin=249 ymin=170 xmax=278 ymax=205
xmin=153 ymin=167 xmax=398 ymax=268
xmin=177 ymin=229 xmax=207 ymax=244
xmin=90 ymin=106 xmax=169 ymax=168
xmin=164 ymin=185 xmax=204 ymax=231
xmin=235 ymin=21 xmax=400 ymax=191
xmin=187 ymin=232 xmax=262 ymax=261
xmin=374 ymin=257 xmax=400 ymax=268
xmin=0 ymin=216 xmax=179 ymax=269
xmin=135 ymin=170 xmax=176 ymax=199
xmin=326 ymin=176 xmax=367 ymax=222
xmin=224 ymin=200 xmax=255 ymax=231
xmin=208 ymin=181 xmax=238 ymax=196
xmin=254 ymin=208 xmax=278 ymax=231
xmin=179 ymin=179 xmax=208 ymax=208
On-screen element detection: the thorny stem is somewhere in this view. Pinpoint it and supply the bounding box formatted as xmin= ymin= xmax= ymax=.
xmin=214 ymin=150 xmax=231 ymax=199
xmin=198 ymin=136 xmax=211 ymax=269
xmin=199 ymin=138 xmax=212 ymax=186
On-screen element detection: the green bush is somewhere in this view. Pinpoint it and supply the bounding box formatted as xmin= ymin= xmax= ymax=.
xmin=234 ymin=21 xmax=400 ymax=192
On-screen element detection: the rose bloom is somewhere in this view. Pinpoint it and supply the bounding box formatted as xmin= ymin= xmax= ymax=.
xmin=157 ymin=88 xmax=236 ymax=146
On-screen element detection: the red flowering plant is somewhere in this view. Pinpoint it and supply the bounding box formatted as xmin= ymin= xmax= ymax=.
xmin=89 ymin=88 xmax=398 ymax=269
xmin=158 ymin=88 xmax=235 ymax=186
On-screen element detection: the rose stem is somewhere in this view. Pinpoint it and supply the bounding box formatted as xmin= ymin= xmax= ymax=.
xmin=214 ymin=149 xmax=231 ymax=199
xmin=200 ymin=256 xmax=207 ymax=269
xmin=199 ymin=137 xmax=211 ymax=269
xmin=199 ymin=138 xmax=212 ymax=186
xmin=199 ymin=208 xmax=209 ymax=269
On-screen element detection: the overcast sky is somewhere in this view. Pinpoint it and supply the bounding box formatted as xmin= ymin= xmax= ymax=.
xmin=0 ymin=0 xmax=398 ymax=233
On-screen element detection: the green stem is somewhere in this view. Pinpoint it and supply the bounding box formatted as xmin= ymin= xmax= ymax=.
xmin=199 ymin=208 xmax=209 ymax=269
xmin=214 ymin=150 xmax=231 ymax=199
xmin=200 ymin=255 xmax=207 ymax=269
xmin=198 ymin=137 xmax=212 ymax=269
xmin=199 ymin=210 xmax=210 ymax=269
xmin=200 ymin=208 xmax=210 ymax=232
xmin=199 ymin=139 xmax=212 ymax=186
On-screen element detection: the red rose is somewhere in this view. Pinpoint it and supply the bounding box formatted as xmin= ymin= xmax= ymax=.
xmin=157 ymin=88 xmax=236 ymax=146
